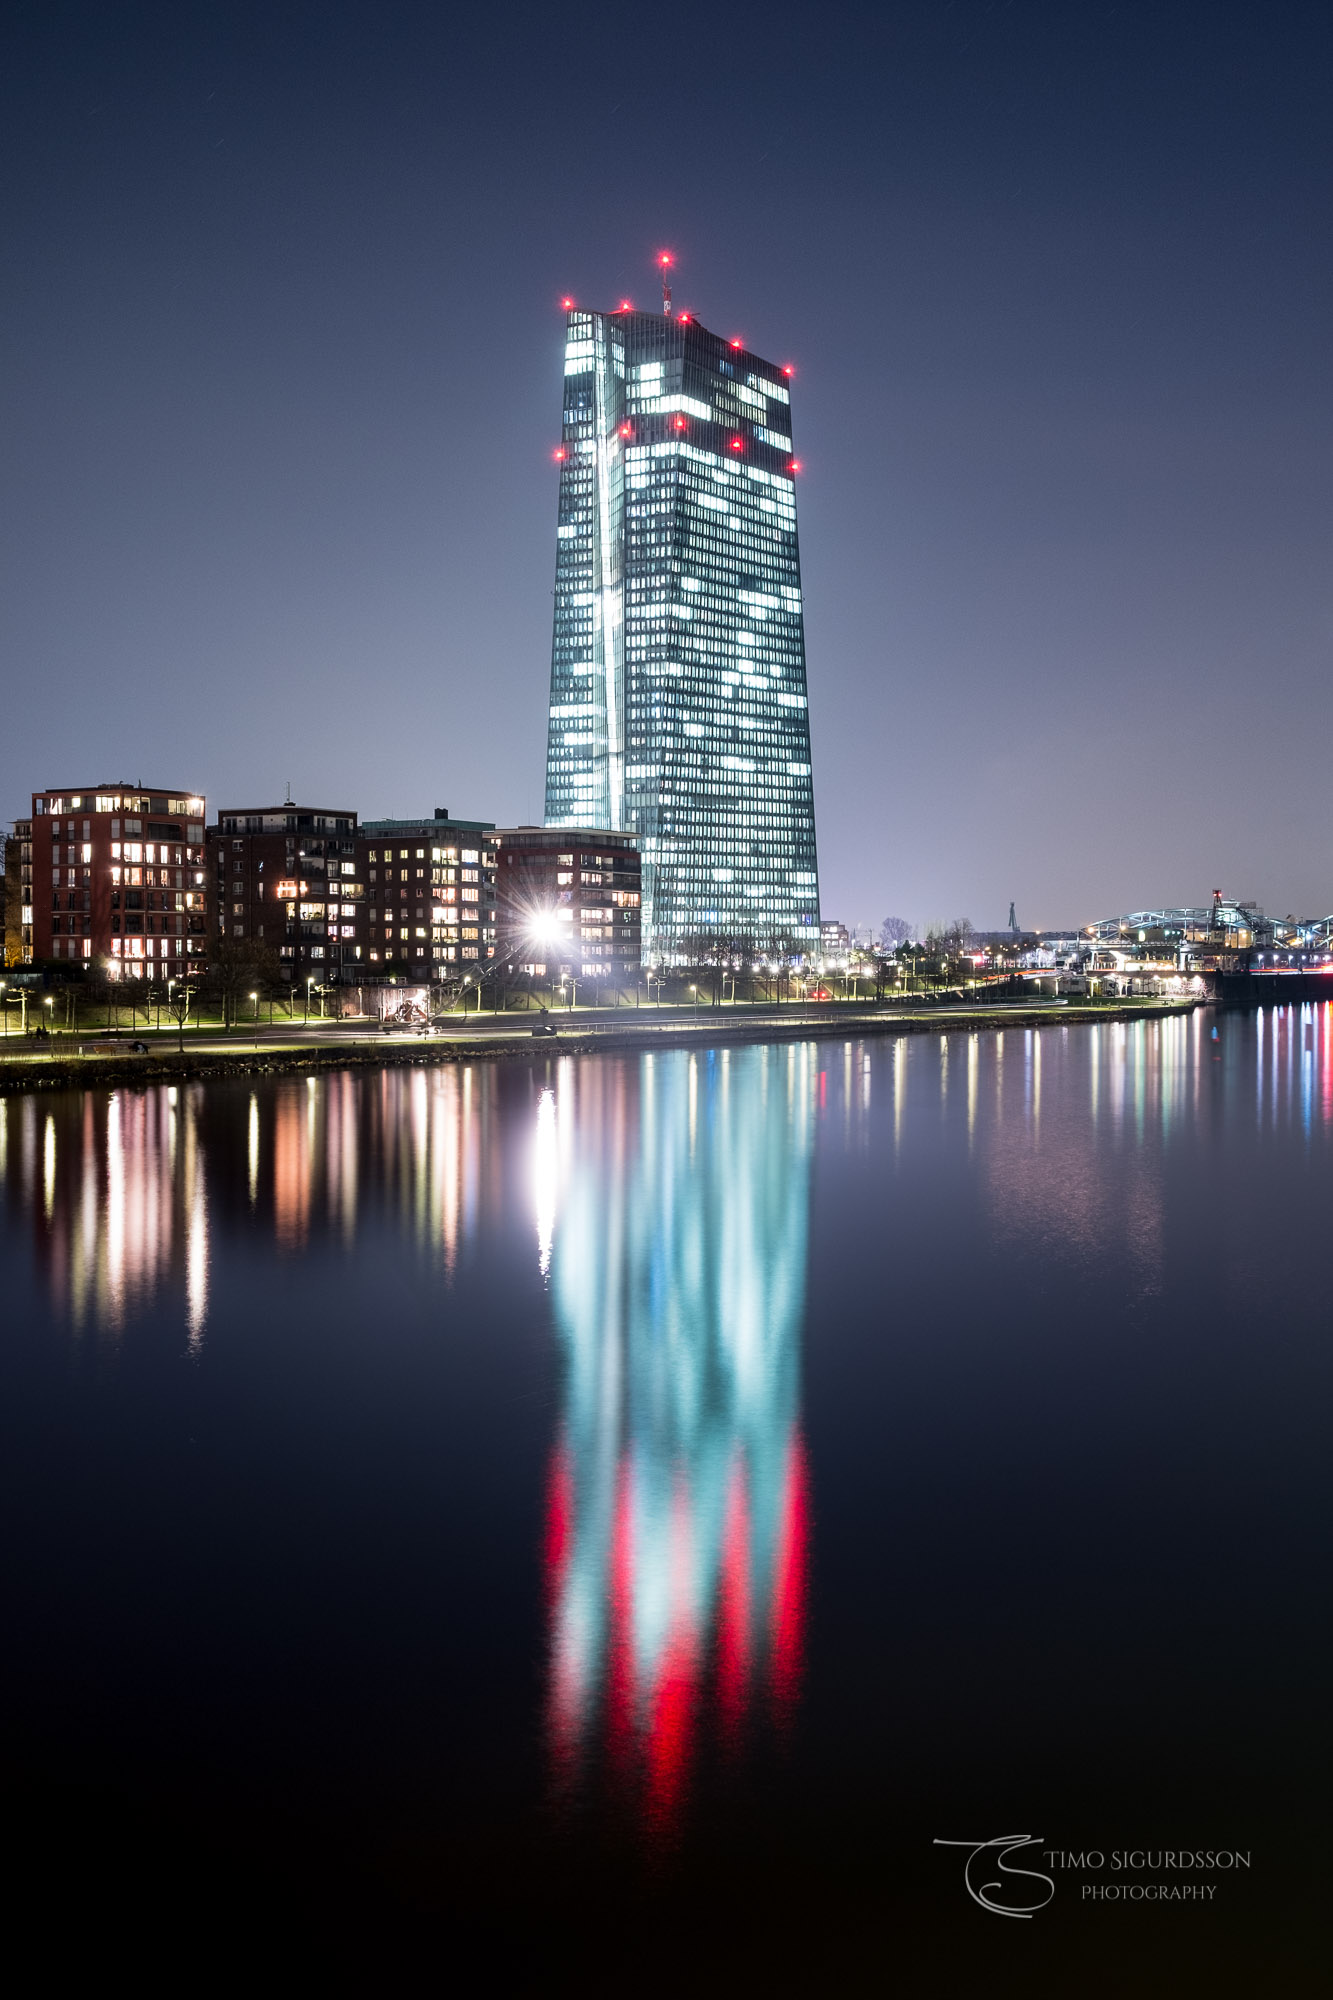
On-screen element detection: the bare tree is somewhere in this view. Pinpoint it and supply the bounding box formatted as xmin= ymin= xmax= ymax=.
xmin=879 ymin=915 xmax=912 ymax=950
xmin=205 ymin=939 xmax=282 ymax=1030
xmin=166 ymin=979 xmax=194 ymax=1055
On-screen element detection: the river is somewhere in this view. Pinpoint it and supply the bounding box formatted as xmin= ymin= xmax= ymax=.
xmin=1 ymin=1009 xmax=1328 ymax=1984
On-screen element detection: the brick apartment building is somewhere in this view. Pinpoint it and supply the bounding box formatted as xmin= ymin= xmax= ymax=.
xmin=360 ymin=811 xmax=498 ymax=974
xmin=5 ymin=817 xmax=32 ymax=963
xmin=27 ymin=785 xmax=208 ymax=979
xmin=208 ymin=803 xmax=366 ymax=990
xmin=494 ymin=826 xmax=641 ymax=976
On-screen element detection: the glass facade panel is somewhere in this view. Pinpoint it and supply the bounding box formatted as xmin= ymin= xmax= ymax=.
xmin=543 ymin=307 xmax=820 ymax=959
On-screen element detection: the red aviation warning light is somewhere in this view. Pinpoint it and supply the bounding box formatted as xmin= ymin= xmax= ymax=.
xmin=560 ymin=296 xmax=575 ymax=310
xmin=619 ymin=422 xmax=632 ymax=438
xmin=729 ymin=435 xmax=744 ymax=452
xmin=554 ymin=447 xmax=567 ymax=461
xmin=673 ymin=414 xmax=687 ymax=431
xmin=782 ymin=365 xmax=794 ymax=377
xmin=617 ymin=299 xmax=633 ymax=312
xmin=730 ymin=338 xmax=743 ymax=350
xmin=789 ymin=458 xmax=802 ymax=474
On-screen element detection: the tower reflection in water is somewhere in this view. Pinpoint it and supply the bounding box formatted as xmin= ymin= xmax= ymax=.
xmin=539 ymin=1045 xmax=815 ymax=1830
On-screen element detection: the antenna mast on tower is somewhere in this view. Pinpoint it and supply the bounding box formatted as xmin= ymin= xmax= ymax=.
xmin=658 ymin=250 xmax=673 ymax=316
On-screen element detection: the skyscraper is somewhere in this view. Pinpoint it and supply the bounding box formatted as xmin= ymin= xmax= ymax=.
xmin=543 ymin=289 xmax=820 ymax=961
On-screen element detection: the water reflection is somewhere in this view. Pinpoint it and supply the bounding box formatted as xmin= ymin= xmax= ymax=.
xmin=0 ymin=1087 xmax=210 ymax=1341
xmin=540 ymin=1046 xmax=815 ymax=1832
xmin=0 ymin=1066 xmax=509 ymax=1342
xmin=5 ymin=1009 xmax=1333 ymax=1348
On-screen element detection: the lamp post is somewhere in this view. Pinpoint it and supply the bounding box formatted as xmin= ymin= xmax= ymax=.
xmin=0 ymin=980 xmax=6 ymax=1043
xmin=43 ymin=995 xmax=54 ymax=1045
xmin=171 ymin=978 xmax=190 ymax=1055
xmin=250 ymin=990 xmax=259 ymax=1023
xmin=690 ymin=982 xmax=698 ymax=1017
xmin=305 ymin=976 xmax=315 ymax=1025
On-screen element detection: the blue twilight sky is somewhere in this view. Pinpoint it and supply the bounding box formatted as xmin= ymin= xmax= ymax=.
xmin=2 ymin=1 xmax=1331 ymax=932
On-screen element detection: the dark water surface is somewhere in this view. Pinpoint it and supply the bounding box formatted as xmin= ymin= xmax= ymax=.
xmin=2 ymin=1011 xmax=1330 ymax=1987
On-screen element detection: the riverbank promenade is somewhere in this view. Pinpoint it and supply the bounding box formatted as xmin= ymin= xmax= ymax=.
xmin=0 ymin=994 xmax=1203 ymax=1094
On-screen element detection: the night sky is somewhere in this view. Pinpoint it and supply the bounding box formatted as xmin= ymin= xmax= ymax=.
xmin=3 ymin=2 xmax=1330 ymax=933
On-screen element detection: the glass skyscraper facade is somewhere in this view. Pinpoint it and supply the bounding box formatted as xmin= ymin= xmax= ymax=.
xmin=543 ymin=303 xmax=819 ymax=960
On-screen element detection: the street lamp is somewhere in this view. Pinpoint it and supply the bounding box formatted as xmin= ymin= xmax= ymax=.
xmin=250 ymin=990 xmax=259 ymax=1022
xmin=305 ymin=976 xmax=315 ymax=1025
xmin=690 ymin=982 xmax=699 ymax=1017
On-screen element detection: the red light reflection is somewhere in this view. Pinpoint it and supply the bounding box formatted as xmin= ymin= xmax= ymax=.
xmin=544 ymin=1423 xmax=809 ymax=1833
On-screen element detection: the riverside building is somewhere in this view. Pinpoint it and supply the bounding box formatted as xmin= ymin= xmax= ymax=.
xmin=359 ymin=811 xmax=498 ymax=972
xmin=542 ymin=291 xmax=820 ymax=961
xmin=29 ymin=785 xmax=207 ymax=979
xmin=6 ymin=817 xmax=32 ymax=962
xmin=494 ymin=826 xmax=641 ymax=978
xmin=207 ymin=803 xmax=365 ymax=989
